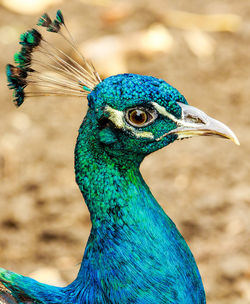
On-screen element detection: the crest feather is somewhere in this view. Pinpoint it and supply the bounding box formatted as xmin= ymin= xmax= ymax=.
xmin=6 ymin=10 xmax=101 ymax=107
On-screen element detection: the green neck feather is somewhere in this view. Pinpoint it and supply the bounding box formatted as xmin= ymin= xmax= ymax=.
xmin=75 ymin=109 xmax=158 ymax=228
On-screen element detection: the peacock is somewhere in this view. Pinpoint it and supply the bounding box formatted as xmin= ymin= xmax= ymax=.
xmin=1 ymin=10 xmax=239 ymax=304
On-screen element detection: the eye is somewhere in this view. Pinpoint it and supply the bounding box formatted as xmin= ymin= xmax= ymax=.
xmin=126 ymin=107 xmax=157 ymax=127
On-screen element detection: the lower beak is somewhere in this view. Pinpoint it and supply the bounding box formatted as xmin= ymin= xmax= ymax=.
xmin=159 ymin=102 xmax=240 ymax=145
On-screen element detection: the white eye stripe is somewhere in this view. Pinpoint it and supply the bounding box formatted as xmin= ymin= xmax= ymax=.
xmin=152 ymin=102 xmax=206 ymax=128
xmin=151 ymin=102 xmax=179 ymax=123
xmin=105 ymin=106 xmax=124 ymax=128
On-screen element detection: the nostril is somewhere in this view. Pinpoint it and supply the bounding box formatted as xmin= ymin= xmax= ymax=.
xmin=185 ymin=114 xmax=204 ymax=124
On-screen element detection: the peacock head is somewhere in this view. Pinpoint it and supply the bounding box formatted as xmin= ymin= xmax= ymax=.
xmin=87 ymin=73 xmax=239 ymax=157
xmin=6 ymin=10 xmax=239 ymax=160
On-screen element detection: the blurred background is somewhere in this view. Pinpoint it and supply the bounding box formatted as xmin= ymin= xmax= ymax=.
xmin=0 ymin=0 xmax=249 ymax=303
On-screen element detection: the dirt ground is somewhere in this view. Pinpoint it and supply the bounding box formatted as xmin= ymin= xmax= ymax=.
xmin=0 ymin=0 xmax=250 ymax=303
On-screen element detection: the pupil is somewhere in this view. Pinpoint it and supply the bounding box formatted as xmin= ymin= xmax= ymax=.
xmin=132 ymin=110 xmax=146 ymax=123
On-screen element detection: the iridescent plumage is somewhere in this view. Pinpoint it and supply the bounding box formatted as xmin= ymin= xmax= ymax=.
xmin=2 ymin=10 xmax=239 ymax=304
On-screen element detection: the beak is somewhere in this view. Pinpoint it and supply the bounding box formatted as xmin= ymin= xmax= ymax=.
xmin=158 ymin=102 xmax=240 ymax=145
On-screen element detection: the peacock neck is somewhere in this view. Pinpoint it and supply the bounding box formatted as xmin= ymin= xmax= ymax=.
xmin=74 ymin=109 xmax=155 ymax=228
xmin=68 ymin=109 xmax=205 ymax=303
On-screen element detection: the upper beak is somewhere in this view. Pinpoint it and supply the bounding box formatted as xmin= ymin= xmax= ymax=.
xmin=159 ymin=102 xmax=240 ymax=145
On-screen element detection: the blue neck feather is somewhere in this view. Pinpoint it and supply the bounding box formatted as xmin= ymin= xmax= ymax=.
xmin=64 ymin=110 xmax=206 ymax=303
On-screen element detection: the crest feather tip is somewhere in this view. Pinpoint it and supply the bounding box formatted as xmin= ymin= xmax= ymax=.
xmin=37 ymin=13 xmax=52 ymax=27
xmin=56 ymin=10 xmax=64 ymax=25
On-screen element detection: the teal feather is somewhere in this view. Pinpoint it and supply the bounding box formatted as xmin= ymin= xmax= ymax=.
xmin=56 ymin=10 xmax=64 ymax=25
xmin=19 ymin=29 xmax=42 ymax=48
xmin=6 ymin=65 xmax=26 ymax=106
xmin=47 ymin=20 xmax=61 ymax=33
xmin=12 ymin=87 xmax=25 ymax=107
xmin=37 ymin=13 xmax=52 ymax=27
xmin=82 ymin=85 xmax=92 ymax=92
xmin=0 ymin=268 xmax=64 ymax=303
xmin=13 ymin=52 xmax=28 ymax=67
